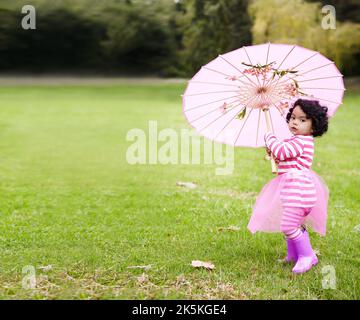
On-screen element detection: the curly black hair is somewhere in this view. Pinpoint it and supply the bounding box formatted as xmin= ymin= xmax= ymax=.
xmin=286 ymin=99 xmax=329 ymax=137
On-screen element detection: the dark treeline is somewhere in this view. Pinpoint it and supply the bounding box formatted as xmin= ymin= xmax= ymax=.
xmin=0 ymin=0 xmax=358 ymax=77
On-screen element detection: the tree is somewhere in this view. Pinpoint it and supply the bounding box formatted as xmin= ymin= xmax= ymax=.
xmin=0 ymin=0 xmax=179 ymax=75
xmin=0 ymin=7 xmax=107 ymax=71
xmin=100 ymin=0 xmax=178 ymax=75
xmin=248 ymin=0 xmax=360 ymax=76
xmin=178 ymin=0 xmax=252 ymax=76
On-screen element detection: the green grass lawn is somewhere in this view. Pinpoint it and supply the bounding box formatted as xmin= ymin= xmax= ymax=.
xmin=0 ymin=82 xmax=359 ymax=299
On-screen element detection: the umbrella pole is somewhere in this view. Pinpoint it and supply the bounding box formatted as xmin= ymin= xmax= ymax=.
xmin=263 ymin=108 xmax=277 ymax=174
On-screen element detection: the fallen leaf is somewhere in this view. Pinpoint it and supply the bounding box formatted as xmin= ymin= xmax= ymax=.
xmin=137 ymin=273 xmax=149 ymax=284
xmin=176 ymin=181 xmax=197 ymax=189
xmin=217 ymin=226 xmax=240 ymax=232
xmin=191 ymin=260 xmax=215 ymax=270
xmin=175 ymin=274 xmax=190 ymax=287
xmin=63 ymin=272 xmax=75 ymax=281
xmin=38 ymin=265 xmax=52 ymax=272
xmin=127 ymin=265 xmax=152 ymax=270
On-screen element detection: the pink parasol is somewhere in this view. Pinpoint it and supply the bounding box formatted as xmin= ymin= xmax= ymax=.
xmin=182 ymin=43 xmax=345 ymax=171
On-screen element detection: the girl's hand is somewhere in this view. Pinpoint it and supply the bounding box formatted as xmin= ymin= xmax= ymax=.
xmin=265 ymin=147 xmax=280 ymax=165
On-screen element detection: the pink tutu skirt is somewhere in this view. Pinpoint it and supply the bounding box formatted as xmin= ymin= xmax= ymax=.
xmin=247 ymin=169 xmax=329 ymax=236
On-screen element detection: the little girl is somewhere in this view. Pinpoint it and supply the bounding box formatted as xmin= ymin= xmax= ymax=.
xmin=248 ymin=99 xmax=329 ymax=274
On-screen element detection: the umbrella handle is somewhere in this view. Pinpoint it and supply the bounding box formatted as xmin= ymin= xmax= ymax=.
xmin=263 ymin=108 xmax=278 ymax=174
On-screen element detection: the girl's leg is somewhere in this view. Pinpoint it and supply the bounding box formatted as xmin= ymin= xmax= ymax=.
xmin=280 ymin=206 xmax=306 ymax=240
xmin=279 ymin=206 xmax=317 ymax=273
xmin=279 ymin=206 xmax=306 ymax=263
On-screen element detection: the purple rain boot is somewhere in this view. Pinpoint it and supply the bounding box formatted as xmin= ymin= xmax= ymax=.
xmin=291 ymin=229 xmax=318 ymax=274
xmin=284 ymin=238 xmax=297 ymax=263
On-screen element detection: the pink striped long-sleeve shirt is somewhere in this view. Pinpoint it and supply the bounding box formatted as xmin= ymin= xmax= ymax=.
xmin=264 ymin=132 xmax=314 ymax=175
xmin=264 ymin=132 xmax=317 ymax=208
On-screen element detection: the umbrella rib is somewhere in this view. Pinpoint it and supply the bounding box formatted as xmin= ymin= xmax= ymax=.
xmin=266 ymin=52 xmax=319 ymax=86
xmin=264 ymin=49 xmax=319 ymax=92
xmin=201 ymin=66 xmax=229 ymax=77
xmin=184 ymin=94 xmax=242 ymax=112
xmin=243 ymin=46 xmax=253 ymax=65
xmin=256 ymin=108 xmax=261 ymax=146
xmin=274 ymin=81 xmax=346 ymax=99
xmin=188 ymin=97 xmax=243 ymax=124
xmin=290 ymin=52 xmax=318 ymax=70
xmin=267 ymin=85 xmax=289 ymax=99
xmin=262 ymin=42 xmax=271 ymax=87
xmin=218 ymin=55 xmax=258 ymax=87
xmin=265 ymin=42 xmax=270 ymax=65
xmin=271 ymin=83 xmax=344 ymax=105
xmin=184 ymin=90 xmax=243 ymax=97
xmin=213 ymin=95 xmax=258 ymax=141
xmin=265 ymin=89 xmax=288 ymax=119
xmin=189 ymin=81 xmax=244 ymax=88
xmin=266 ymin=90 xmax=282 ymax=108
xmin=243 ymin=46 xmax=261 ymax=87
xmin=272 ymin=73 xmax=343 ymax=88
xmin=197 ymin=94 xmax=256 ymax=135
xmin=271 ymin=86 xmax=343 ymax=106
xmin=202 ymin=66 xmax=253 ymax=87
xmin=297 ymin=62 xmax=335 ymax=76
xmin=258 ymin=51 xmax=320 ymax=99
xmin=297 ymin=75 xmax=343 ymax=82
xmin=300 ymin=87 xmax=345 ymax=91
xmin=270 ymin=75 xmax=297 ymax=89
xmin=268 ymin=107 xmax=275 ymax=134
xmin=267 ymin=88 xmax=288 ymax=113
xmin=212 ymin=105 xmax=246 ymax=140
xmin=300 ymin=94 xmax=343 ymax=105
xmin=233 ymin=106 xmax=255 ymax=146
xmin=263 ymin=45 xmax=296 ymax=88
xmin=276 ymin=45 xmax=297 ymax=70
xmin=267 ymin=52 xmax=319 ymax=88
xmin=267 ymin=93 xmax=288 ymax=121
xmin=274 ymin=105 xmax=287 ymax=120
xmin=264 ymin=52 xmax=321 ymax=88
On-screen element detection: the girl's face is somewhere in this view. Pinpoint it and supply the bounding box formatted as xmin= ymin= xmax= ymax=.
xmin=288 ymin=105 xmax=313 ymax=135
